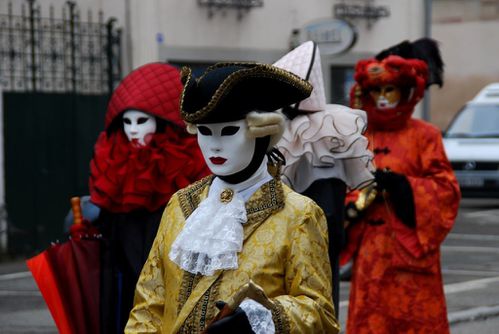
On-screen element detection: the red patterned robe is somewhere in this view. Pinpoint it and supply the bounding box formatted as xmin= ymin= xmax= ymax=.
xmin=341 ymin=118 xmax=461 ymax=333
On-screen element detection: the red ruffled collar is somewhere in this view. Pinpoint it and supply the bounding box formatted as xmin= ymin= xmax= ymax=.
xmin=89 ymin=129 xmax=210 ymax=213
xmin=365 ymin=104 xmax=414 ymax=131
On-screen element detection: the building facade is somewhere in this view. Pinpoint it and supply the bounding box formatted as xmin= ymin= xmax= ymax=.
xmin=1 ymin=0 xmax=492 ymax=128
xmin=126 ymin=0 xmax=499 ymax=129
xmin=129 ymin=0 xmax=426 ymax=110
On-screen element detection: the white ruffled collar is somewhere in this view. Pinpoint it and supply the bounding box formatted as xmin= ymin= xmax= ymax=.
xmin=169 ymin=158 xmax=272 ymax=276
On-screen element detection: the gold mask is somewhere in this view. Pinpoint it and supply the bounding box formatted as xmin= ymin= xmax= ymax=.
xmin=369 ymin=84 xmax=401 ymax=109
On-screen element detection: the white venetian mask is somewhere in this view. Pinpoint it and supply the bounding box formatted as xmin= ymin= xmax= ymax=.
xmin=122 ymin=110 xmax=157 ymax=146
xmin=196 ymin=119 xmax=255 ymax=176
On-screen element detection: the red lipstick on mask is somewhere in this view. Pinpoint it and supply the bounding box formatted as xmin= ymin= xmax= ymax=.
xmin=209 ymin=157 xmax=227 ymax=165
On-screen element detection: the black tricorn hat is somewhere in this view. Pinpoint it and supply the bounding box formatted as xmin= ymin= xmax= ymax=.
xmin=180 ymin=62 xmax=313 ymax=124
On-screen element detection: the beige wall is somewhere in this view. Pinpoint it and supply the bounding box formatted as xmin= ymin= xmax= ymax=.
xmin=431 ymin=20 xmax=499 ymax=129
xmin=129 ymin=0 xmax=425 ymax=67
xmin=350 ymin=0 xmax=425 ymax=54
xmin=128 ymin=0 xmax=426 ymax=111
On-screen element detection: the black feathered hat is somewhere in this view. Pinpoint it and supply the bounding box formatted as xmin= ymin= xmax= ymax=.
xmin=375 ymin=38 xmax=444 ymax=88
xmin=180 ymin=62 xmax=313 ymax=124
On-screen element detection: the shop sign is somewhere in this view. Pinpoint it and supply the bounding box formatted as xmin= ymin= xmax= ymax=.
xmin=302 ymin=18 xmax=357 ymax=55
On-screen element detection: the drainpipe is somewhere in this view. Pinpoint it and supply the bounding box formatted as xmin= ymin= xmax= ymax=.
xmin=422 ymin=0 xmax=432 ymax=122
xmin=124 ymin=0 xmax=133 ymax=72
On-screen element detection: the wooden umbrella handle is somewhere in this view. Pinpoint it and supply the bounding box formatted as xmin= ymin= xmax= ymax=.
xmin=70 ymin=197 xmax=82 ymax=225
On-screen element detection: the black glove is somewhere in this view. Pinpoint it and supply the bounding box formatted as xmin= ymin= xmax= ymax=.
xmin=206 ymin=301 xmax=255 ymax=334
xmin=374 ymin=169 xmax=416 ymax=228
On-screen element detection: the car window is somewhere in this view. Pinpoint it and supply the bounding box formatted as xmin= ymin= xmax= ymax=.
xmin=446 ymin=104 xmax=499 ymax=138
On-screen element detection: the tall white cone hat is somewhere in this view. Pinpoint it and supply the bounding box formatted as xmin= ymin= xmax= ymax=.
xmin=273 ymin=41 xmax=326 ymax=112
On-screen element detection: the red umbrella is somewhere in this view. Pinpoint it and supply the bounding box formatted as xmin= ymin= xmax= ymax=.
xmin=26 ymin=197 xmax=101 ymax=334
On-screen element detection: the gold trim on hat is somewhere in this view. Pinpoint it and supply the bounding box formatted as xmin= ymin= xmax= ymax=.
xmin=180 ymin=62 xmax=313 ymax=124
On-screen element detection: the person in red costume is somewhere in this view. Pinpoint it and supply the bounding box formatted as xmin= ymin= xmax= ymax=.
xmin=89 ymin=62 xmax=210 ymax=334
xmin=341 ymin=39 xmax=461 ymax=333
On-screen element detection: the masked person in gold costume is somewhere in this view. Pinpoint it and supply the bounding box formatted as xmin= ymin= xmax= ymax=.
xmin=125 ymin=63 xmax=340 ymax=334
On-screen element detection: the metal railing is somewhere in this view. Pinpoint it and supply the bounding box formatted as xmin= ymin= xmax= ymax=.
xmin=0 ymin=0 xmax=122 ymax=94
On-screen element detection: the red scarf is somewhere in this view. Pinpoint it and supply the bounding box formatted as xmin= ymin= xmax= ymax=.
xmin=89 ymin=128 xmax=209 ymax=213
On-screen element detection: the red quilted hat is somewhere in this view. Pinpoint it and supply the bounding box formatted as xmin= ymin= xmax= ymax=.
xmin=90 ymin=62 xmax=210 ymax=213
xmin=105 ymin=62 xmax=184 ymax=129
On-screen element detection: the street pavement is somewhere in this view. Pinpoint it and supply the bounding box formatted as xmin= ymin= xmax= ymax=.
xmin=0 ymin=198 xmax=498 ymax=333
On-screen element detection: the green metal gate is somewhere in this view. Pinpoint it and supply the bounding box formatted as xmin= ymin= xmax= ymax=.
xmin=0 ymin=0 xmax=122 ymax=254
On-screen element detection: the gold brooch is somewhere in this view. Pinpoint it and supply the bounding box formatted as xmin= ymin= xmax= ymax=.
xmin=220 ymin=189 xmax=234 ymax=203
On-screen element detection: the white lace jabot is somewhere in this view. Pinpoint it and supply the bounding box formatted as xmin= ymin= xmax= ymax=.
xmin=169 ymin=158 xmax=272 ymax=276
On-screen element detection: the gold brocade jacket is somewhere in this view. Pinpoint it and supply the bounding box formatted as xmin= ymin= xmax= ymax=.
xmin=125 ymin=176 xmax=339 ymax=334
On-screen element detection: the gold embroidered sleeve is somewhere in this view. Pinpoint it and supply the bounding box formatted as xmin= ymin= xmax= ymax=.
xmin=125 ymin=198 xmax=173 ymax=333
xmin=272 ymin=201 xmax=340 ymax=334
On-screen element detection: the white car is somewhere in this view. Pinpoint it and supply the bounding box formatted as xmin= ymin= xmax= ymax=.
xmin=443 ymin=83 xmax=499 ymax=197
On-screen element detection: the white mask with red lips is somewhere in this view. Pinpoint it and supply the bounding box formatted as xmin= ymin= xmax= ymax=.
xmin=196 ymin=119 xmax=256 ymax=176
xmin=170 ymin=119 xmax=273 ymax=278
xmin=122 ymin=110 xmax=157 ymax=146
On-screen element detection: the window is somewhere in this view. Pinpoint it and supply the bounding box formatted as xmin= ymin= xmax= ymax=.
xmin=446 ymin=104 xmax=499 ymax=138
xmin=330 ymin=66 xmax=355 ymax=106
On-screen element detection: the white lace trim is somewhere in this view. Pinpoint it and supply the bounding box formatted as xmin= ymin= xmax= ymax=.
xmin=277 ymin=104 xmax=375 ymax=192
xmin=168 ymin=192 xmax=247 ymax=276
xmin=169 ymin=158 xmax=273 ymax=276
xmin=240 ymin=299 xmax=275 ymax=334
